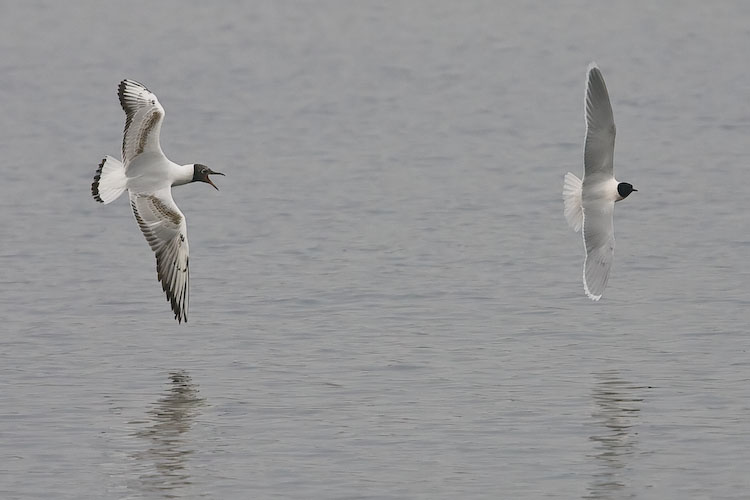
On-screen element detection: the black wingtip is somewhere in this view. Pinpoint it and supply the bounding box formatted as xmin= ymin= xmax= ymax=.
xmin=117 ymin=80 xmax=129 ymax=108
xmin=118 ymin=79 xmax=150 ymax=111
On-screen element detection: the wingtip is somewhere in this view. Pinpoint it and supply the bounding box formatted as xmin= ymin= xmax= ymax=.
xmin=583 ymin=276 xmax=603 ymax=301
xmin=168 ymin=292 xmax=188 ymax=324
xmin=587 ymin=61 xmax=599 ymax=72
xmin=118 ymin=79 xmax=150 ymax=101
xmin=117 ymin=79 xmax=129 ymax=98
xmin=582 ymin=264 xmax=604 ymax=301
xmin=170 ymin=301 xmax=187 ymax=324
xmin=119 ymin=78 xmax=147 ymax=89
xmin=585 ymin=290 xmax=603 ymax=301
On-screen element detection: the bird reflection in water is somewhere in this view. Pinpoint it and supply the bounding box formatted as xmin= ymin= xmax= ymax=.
xmin=585 ymin=371 xmax=645 ymax=499
xmin=132 ymin=371 xmax=205 ymax=497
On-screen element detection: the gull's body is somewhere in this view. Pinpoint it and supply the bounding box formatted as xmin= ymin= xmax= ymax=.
xmin=92 ymin=80 xmax=222 ymax=323
xmin=563 ymin=63 xmax=637 ymax=301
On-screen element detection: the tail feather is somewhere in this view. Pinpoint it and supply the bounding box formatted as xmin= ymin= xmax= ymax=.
xmin=92 ymin=156 xmax=127 ymax=204
xmin=563 ymin=172 xmax=583 ymax=232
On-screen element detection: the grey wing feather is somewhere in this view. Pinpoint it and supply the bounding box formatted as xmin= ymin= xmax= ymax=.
xmin=583 ymin=64 xmax=616 ymax=180
xmin=118 ymin=79 xmax=165 ymax=165
xmin=582 ymin=200 xmax=615 ymax=300
xmin=130 ymin=189 xmax=190 ymax=323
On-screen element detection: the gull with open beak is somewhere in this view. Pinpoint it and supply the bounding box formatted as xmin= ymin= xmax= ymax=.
xmin=91 ymin=79 xmax=223 ymax=323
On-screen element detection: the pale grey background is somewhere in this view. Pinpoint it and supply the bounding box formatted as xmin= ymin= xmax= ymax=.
xmin=0 ymin=1 xmax=748 ymax=499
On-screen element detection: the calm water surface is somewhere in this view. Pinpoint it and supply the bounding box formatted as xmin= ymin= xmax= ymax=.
xmin=0 ymin=1 xmax=748 ymax=499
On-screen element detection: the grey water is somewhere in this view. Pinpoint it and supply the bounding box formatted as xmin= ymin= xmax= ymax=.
xmin=1 ymin=1 xmax=748 ymax=498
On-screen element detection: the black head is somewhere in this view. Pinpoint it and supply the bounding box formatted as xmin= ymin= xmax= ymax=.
xmin=192 ymin=163 xmax=224 ymax=190
xmin=617 ymin=182 xmax=637 ymax=199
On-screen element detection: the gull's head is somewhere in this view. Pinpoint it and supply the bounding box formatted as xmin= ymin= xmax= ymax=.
xmin=192 ymin=164 xmax=225 ymax=190
xmin=617 ymin=182 xmax=637 ymax=200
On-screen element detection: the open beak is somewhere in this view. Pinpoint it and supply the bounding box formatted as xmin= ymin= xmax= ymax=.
xmin=206 ymin=170 xmax=225 ymax=191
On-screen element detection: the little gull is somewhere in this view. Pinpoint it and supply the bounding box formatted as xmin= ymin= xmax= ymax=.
xmin=91 ymin=79 xmax=223 ymax=323
xmin=563 ymin=63 xmax=637 ymax=301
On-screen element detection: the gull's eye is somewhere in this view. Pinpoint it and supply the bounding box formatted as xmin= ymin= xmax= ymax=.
xmin=201 ymin=168 xmax=209 ymax=174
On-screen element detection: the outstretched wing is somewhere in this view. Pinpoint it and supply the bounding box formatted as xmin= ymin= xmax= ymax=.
xmin=119 ymin=79 xmax=165 ymax=165
xmin=582 ymin=199 xmax=615 ymax=301
xmin=583 ymin=64 xmax=616 ymax=181
xmin=130 ymin=189 xmax=189 ymax=323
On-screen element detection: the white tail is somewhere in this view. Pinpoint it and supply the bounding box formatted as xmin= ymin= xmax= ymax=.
xmin=563 ymin=172 xmax=583 ymax=232
xmin=91 ymin=156 xmax=127 ymax=204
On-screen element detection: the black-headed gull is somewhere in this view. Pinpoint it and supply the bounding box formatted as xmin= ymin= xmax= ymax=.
xmin=564 ymin=63 xmax=637 ymax=301
xmin=92 ymin=80 xmax=223 ymax=323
